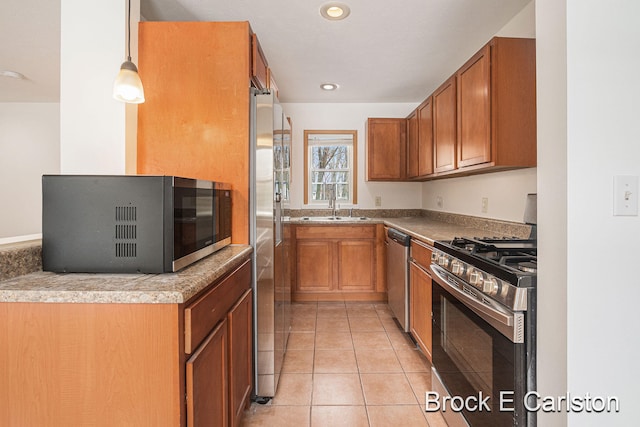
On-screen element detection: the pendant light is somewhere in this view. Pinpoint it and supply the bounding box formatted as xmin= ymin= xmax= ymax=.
xmin=113 ymin=0 xmax=145 ymax=103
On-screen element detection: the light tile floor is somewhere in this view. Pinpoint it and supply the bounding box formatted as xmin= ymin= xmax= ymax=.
xmin=241 ymin=302 xmax=449 ymax=427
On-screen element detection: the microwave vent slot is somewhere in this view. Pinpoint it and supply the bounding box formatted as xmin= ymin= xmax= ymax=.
xmin=115 ymin=205 xmax=137 ymax=258
xmin=115 ymin=242 xmax=137 ymax=258
xmin=115 ymin=224 xmax=137 ymax=240
xmin=116 ymin=206 xmax=137 ymax=222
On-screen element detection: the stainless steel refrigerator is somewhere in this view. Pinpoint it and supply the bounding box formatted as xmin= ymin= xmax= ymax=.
xmin=250 ymin=89 xmax=291 ymax=400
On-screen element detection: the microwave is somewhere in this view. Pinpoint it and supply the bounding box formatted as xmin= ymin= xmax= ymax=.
xmin=42 ymin=175 xmax=231 ymax=273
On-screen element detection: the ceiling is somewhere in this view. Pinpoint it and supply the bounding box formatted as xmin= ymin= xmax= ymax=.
xmin=0 ymin=0 xmax=532 ymax=103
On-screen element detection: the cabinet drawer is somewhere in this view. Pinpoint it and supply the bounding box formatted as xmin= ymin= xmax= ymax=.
xmin=296 ymin=225 xmax=376 ymax=240
xmin=185 ymin=260 xmax=251 ymax=354
xmin=410 ymin=240 xmax=433 ymax=271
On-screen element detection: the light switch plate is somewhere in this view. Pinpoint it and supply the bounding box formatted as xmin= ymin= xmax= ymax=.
xmin=613 ymin=175 xmax=638 ymax=216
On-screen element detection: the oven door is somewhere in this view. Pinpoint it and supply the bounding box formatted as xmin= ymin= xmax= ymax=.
xmin=430 ymin=265 xmax=527 ymax=427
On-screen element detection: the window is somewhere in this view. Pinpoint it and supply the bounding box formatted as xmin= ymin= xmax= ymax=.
xmin=304 ymin=130 xmax=357 ymax=205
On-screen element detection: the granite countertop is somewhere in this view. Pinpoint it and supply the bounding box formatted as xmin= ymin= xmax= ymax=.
xmin=382 ymin=217 xmax=526 ymax=245
xmin=0 ymin=245 xmax=252 ymax=304
xmin=290 ymin=213 xmax=531 ymax=246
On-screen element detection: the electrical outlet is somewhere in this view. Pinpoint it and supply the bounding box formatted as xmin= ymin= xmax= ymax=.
xmin=436 ymin=196 xmax=443 ymax=209
xmin=481 ymin=197 xmax=489 ymax=213
xmin=375 ymin=196 xmax=382 ymax=207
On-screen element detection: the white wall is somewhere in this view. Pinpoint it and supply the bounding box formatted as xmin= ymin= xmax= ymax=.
xmin=536 ymin=0 xmax=567 ymax=425
xmin=420 ymin=0 xmax=537 ymax=223
xmin=0 ymin=103 xmax=60 ymax=241
xmin=422 ymin=169 xmax=537 ymax=222
xmin=538 ymin=0 xmax=640 ymax=426
xmin=59 ymin=0 xmax=139 ymax=174
xmin=565 ymin=1 xmax=640 ymax=425
xmin=281 ymin=103 xmax=422 ymax=209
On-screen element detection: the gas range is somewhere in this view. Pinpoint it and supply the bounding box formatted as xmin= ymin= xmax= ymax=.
xmin=430 ymin=235 xmax=539 ymax=427
xmin=432 ymin=237 xmax=537 ymax=312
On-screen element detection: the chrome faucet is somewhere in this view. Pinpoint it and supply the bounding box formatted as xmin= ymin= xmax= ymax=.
xmin=328 ymin=185 xmax=337 ymax=217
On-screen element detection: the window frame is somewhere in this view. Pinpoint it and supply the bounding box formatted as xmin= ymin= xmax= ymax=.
xmin=303 ymin=130 xmax=358 ymax=205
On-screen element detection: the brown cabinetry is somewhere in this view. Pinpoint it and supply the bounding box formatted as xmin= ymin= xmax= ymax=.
xmin=185 ymin=260 xmax=253 ymax=427
xmin=455 ymin=37 xmax=536 ymax=173
xmin=390 ymin=36 xmax=536 ymax=182
xmin=0 ymin=258 xmax=253 ymax=427
xmin=409 ymin=240 xmax=433 ymax=361
xmin=433 ymin=75 xmax=457 ymax=173
xmin=417 ymin=97 xmax=434 ymax=176
xmin=457 ymin=44 xmax=491 ymax=168
xmin=251 ymin=33 xmax=268 ymax=90
xmin=406 ymin=111 xmax=419 ymax=178
xmin=228 ymin=290 xmax=253 ymax=427
xmin=407 ymin=97 xmax=435 ymax=179
xmin=293 ymin=224 xmax=386 ymax=301
xmin=186 ymin=320 xmax=228 ymax=427
xmin=365 ymin=118 xmax=407 ymax=181
xmin=138 ymin=22 xmax=278 ymax=244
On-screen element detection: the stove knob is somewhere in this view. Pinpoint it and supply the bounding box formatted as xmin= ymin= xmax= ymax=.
xmin=484 ymin=277 xmax=500 ymax=296
xmin=438 ymin=255 xmax=450 ymax=268
xmin=431 ymin=251 xmax=439 ymax=263
xmin=452 ymin=260 xmax=466 ymax=276
xmin=469 ymin=270 xmax=484 ymax=287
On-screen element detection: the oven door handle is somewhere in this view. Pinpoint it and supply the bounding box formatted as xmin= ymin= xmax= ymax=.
xmin=430 ymin=263 xmax=524 ymax=343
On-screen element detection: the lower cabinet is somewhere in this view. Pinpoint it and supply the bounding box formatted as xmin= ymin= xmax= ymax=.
xmin=293 ymin=224 xmax=386 ymax=301
xmin=185 ymin=260 xmax=253 ymax=427
xmin=409 ymin=240 xmax=433 ymax=361
xmin=228 ymin=290 xmax=253 ymax=427
xmin=186 ymin=320 xmax=229 ymax=427
xmin=186 ymin=287 xmax=253 ymax=427
xmin=0 ymin=257 xmax=253 ymax=427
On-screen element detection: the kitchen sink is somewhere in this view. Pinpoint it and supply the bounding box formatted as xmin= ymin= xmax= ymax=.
xmin=300 ymin=216 xmax=370 ymax=221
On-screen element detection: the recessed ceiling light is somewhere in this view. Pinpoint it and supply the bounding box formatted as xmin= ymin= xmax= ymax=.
xmin=320 ymin=83 xmax=338 ymax=91
xmin=320 ymin=2 xmax=351 ymax=21
xmin=0 ymin=70 xmax=26 ymax=80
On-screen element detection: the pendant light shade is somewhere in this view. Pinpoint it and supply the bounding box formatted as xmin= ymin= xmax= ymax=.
xmin=113 ymin=0 xmax=144 ymax=103
xmin=113 ymin=60 xmax=145 ymax=103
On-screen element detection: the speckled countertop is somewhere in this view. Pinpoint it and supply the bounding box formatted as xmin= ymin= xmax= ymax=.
xmin=290 ymin=210 xmax=532 ymax=246
xmin=0 ymin=245 xmax=252 ymax=304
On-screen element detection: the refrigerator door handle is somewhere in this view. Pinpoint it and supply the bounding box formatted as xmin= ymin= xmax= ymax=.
xmin=274 ymin=193 xmax=282 ymax=244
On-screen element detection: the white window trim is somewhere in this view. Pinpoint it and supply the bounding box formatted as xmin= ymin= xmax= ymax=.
xmin=307 ymin=141 xmax=354 ymax=205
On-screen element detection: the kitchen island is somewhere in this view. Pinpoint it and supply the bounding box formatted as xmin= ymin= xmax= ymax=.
xmin=0 ymin=245 xmax=253 ymax=427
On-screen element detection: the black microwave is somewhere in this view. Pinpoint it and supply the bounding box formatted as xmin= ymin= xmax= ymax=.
xmin=42 ymin=175 xmax=231 ymax=273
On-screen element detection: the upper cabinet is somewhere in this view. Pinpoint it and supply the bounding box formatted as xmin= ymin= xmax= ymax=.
xmin=407 ymin=97 xmax=434 ymax=180
xmin=365 ymin=118 xmax=407 ymax=181
xmin=367 ymin=37 xmax=536 ymax=182
xmin=406 ymin=111 xmax=419 ymax=179
xmin=137 ymin=22 xmax=279 ymax=244
xmin=455 ymin=37 xmax=536 ymax=174
xmin=251 ymin=33 xmax=268 ymax=90
xmin=433 ymin=76 xmax=457 ymax=174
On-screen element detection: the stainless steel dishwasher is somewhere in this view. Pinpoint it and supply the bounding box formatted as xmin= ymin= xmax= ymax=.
xmin=385 ymin=228 xmax=411 ymax=332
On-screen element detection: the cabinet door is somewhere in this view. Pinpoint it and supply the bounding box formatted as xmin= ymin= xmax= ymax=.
xmin=228 ymin=290 xmax=253 ymax=427
xmin=417 ymin=97 xmax=434 ymax=176
xmin=251 ymin=33 xmax=268 ymax=90
xmin=296 ymin=240 xmax=333 ymax=292
xmin=433 ymin=76 xmax=457 ymax=173
xmin=186 ymin=320 xmax=228 ymax=427
xmin=366 ymin=118 xmax=407 ymax=181
xmin=409 ymin=262 xmax=432 ymax=361
xmin=406 ymin=111 xmax=419 ymax=179
xmin=337 ymin=240 xmax=376 ymax=291
xmin=457 ymin=44 xmax=491 ymax=168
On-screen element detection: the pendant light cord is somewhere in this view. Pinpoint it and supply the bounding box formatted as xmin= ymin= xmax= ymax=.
xmin=126 ymin=0 xmax=132 ymax=62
